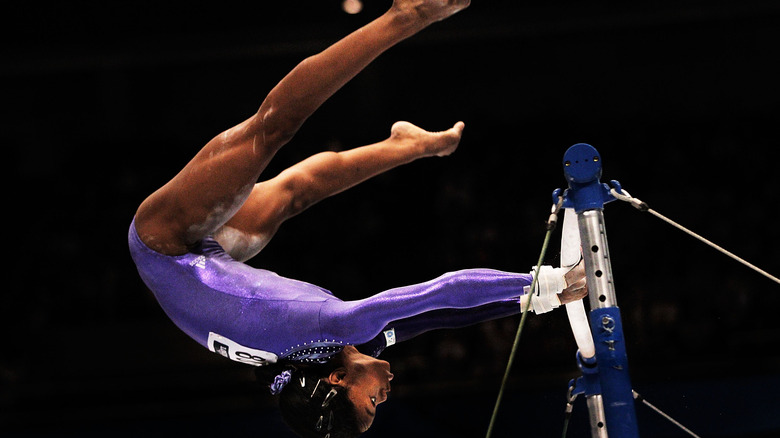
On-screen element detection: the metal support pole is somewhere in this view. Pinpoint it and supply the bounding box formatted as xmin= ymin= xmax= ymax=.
xmin=557 ymin=143 xmax=640 ymax=438
xmin=587 ymin=395 xmax=608 ymax=436
xmin=574 ymin=352 xmax=608 ymax=438
xmin=579 ymin=210 xmax=639 ymax=438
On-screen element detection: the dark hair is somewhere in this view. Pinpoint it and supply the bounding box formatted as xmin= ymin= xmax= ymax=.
xmin=255 ymin=361 xmax=362 ymax=438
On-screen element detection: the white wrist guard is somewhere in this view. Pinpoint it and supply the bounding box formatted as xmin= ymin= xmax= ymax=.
xmin=521 ymin=265 xmax=567 ymax=314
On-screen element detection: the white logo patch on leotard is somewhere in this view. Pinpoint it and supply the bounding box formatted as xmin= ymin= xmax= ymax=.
xmin=383 ymin=328 xmax=396 ymax=347
xmin=208 ymin=332 xmax=278 ymax=366
xmin=189 ymin=255 xmax=207 ymax=269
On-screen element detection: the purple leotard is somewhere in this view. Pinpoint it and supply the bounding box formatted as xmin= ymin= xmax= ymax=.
xmin=128 ymin=219 xmax=532 ymax=365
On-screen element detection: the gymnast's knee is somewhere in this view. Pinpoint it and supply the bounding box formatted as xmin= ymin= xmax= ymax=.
xmin=246 ymin=106 xmax=302 ymax=150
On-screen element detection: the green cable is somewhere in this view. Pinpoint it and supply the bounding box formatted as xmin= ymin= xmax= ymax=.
xmin=485 ymin=226 xmax=555 ymax=438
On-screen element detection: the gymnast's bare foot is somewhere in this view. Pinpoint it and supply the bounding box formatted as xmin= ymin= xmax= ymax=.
xmin=390 ymin=121 xmax=465 ymax=158
xmin=392 ymin=0 xmax=471 ymax=27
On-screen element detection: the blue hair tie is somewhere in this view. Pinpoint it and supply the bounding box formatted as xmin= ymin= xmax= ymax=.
xmin=270 ymin=369 xmax=292 ymax=395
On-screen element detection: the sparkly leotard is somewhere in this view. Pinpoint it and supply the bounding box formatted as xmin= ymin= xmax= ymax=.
xmin=128 ymin=220 xmax=533 ymax=366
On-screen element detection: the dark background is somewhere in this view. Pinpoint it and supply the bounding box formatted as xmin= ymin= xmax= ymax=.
xmin=3 ymin=1 xmax=779 ymax=437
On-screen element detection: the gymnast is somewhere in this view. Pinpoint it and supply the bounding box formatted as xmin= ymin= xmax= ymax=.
xmin=128 ymin=1 xmax=587 ymax=436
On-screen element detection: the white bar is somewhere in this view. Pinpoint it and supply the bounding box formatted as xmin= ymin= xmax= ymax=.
xmin=561 ymin=208 xmax=596 ymax=359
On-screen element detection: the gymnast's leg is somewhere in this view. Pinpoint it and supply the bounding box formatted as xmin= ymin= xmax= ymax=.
xmin=215 ymin=121 xmax=465 ymax=261
xmin=134 ymin=0 xmax=470 ymax=256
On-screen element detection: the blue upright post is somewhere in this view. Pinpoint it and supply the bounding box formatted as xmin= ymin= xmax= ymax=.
xmin=558 ymin=143 xmax=640 ymax=438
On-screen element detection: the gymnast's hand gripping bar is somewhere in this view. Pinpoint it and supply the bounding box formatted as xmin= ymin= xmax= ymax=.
xmin=561 ymin=208 xmax=596 ymax=360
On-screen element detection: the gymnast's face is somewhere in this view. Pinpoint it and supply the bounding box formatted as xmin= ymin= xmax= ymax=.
xmin=330 ymin=346 xmax=393 ymax=432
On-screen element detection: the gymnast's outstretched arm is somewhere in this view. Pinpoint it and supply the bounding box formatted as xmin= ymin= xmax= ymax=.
xmin=321 ymin=263 xmax=588 ymax=346
xmin=358 ymin=301 xmax=523 ymax=356
xmin=320 ymin=269 xmax=534 ymax=344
